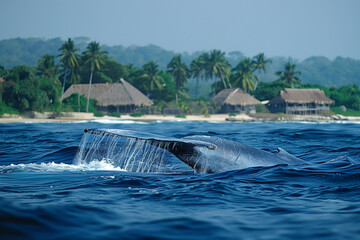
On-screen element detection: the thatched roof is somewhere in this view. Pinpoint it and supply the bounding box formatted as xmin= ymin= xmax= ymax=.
xmin=269 ymin=88 xmax=334 ymax=105
xmin=62 ymin=78 xmax=153 ymax=107
xmin=213 ymin=88 xmax=261 ymax=106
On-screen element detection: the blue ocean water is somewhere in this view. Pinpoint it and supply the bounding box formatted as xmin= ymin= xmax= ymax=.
xmin=0 ymin=120 xmax=359 ymax=240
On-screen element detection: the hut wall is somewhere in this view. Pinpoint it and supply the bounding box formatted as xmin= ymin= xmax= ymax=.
xmin=268 ymin=103 xmax=286 ymax=113
xmin=285 ymin=103 xmax=331 ymax=115
xmin=269 ymin=103 xmax=331 ymax=115
xmin=220 ymin=104 xmax=256 ymax=113
xmin=96 ymin=105 xmax=136 ymax=114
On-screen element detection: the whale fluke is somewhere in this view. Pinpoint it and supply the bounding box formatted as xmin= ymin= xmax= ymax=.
xmin=82 ymin=129 xmax=307 ymax=173
xmin=84 ymin=128 xmax=217 ymax=150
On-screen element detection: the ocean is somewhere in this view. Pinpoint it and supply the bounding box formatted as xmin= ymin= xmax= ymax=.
xmin=1 ymin=120 xmax=359 ymax=240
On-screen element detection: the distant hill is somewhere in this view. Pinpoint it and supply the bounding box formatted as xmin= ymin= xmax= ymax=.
xmin=0 ymin=37 xmax=359 ymax=87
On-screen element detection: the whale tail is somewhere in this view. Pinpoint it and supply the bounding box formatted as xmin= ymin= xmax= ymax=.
xmin=80 ymin=129 xmax=305 ymax=173
xmin=80 ymin=129 xmax=217 ymax=172
xmin=84 ymin=128 xmax=216 ymax=150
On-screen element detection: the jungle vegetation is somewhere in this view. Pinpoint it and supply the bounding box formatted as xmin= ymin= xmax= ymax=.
xmin=0 ymin=38 xmax=359 ymax=115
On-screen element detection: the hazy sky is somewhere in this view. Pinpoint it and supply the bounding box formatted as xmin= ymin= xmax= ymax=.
xmin=1 ymin=0 xmax=359 ymax=60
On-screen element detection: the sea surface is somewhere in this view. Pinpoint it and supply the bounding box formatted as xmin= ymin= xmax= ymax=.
xmin=0 ymin=120 xmax=359 ymax=240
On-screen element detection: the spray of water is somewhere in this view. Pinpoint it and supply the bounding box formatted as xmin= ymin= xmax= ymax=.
xmin=74 ymin=130 xmax=176 ymax=173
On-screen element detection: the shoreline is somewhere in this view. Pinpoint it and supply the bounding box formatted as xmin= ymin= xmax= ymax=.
xmin=1 ymin=112 xmax=360 ymax=123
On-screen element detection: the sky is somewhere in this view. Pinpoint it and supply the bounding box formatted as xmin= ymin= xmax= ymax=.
xmin=1 ymin=0 xmax=360 ymax=60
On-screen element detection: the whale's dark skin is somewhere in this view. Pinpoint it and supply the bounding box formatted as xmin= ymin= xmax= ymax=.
xmin=84 ymin=129 xmax=307 ymax=173
xmin=175 ymin=135 xmax=306 ymax=173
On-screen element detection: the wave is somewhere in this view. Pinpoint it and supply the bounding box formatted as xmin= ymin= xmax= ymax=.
xmin=18 ymin=119 xmax=151 ymax=124
xmin=90 ymin=119 xmax=150 ymax=124
xmin=0 ymin=160 xmax=126 ymax=173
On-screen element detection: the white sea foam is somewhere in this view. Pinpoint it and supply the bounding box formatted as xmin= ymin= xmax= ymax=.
xmin=0 ymin=160 xmax=126 ymax=173
xmin=90 ymin=119 xmax=149 ymax=124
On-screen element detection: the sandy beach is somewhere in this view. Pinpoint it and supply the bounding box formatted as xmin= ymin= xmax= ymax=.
xmin=1 ymin=112 xmax=360 ymax=123
xmin=0 ymin=113 xmax=237 ymax=123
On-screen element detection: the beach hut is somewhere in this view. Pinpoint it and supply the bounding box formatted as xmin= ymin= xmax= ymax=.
xmin=213 ymin=88 xmax=261 ymax=113
xmin=62 ymin=78 xmax=153 ymax=113
xmin=268 ymin=88 xmax=334 ymax=115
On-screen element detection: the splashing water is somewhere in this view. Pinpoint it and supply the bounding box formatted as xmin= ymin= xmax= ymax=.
xmin=74 ymin=129 xmax=180 ymax=173
xmin=0 ymin=160 xmax=125 ymax=173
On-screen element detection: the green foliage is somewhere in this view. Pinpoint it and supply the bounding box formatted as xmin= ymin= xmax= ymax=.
xmin=130 ymin=112 xmax=144 ymax=117
xmin=201 ymin=106 xmax=211 ymax=118
xmin=7 ymin=79 xmax=49 ymax=111
xmin=58 ymin=38 xmax=81 ymax=94
xmin=37 ymin=54 xmax=59 ymax=81
xmin=252 ymin=53 xmax=272 ymax=75
xmin=202 ymin=50 xmax=232 ymax=93
xmin=2 ymin=38 xmax=360 ymax=88
xmin=178 ymin=101 xmax=190 ymax=114
xmin=301 ymin=84 xmax=360 ymax=111
xmin=254 ymin=80 xmax=291 ymax=101
xmin=100 ymin=56 xmax=129 ymax=82
xmin=0 ymin=65 xmax=9 ymax=79
xmin=94 ymin=71 xmax=113 ymax=83
xmin=139 ymin=61 xmax=164 ymax=96
xmin=255 ymin=104 xmax=270 ymax=113
xmin=167 ymin=54 xmax=190 ymax=103
xmin=62 ymin=93 xmax=97 ymax=112
xmin=94 ymin=111 xmax=105 ymax=117
xmin=154 ymin=100 xmax=166 ymax=113
xmin=1 ymin=65 xmax=61 ymax=113
xmin=331 ymin=106 xmax=360 ymax=116
xmin=186 ymin=77 xmax=213 ymax=99
xmin=82 ymin=41 xmax=108 ymax=112
xmin=175 ymin=114 xmax=186 ymax=118
xmin=82 ymin=41 xmax=107 ymax=72
xmin=124 ymin=64 xmax=143 ymax=86
xmin=275 ymin=62 xmax=301 ymax=87
xmin=108 ymin=112 xmax=121 ymax=118
xmin=0 ymin=102 xmax=19 ymax=115
xmin=38 ymin=77 xmax=62 ymax=105
xmin=327 ymin=84 xmax=360 ymax=110
xmin=229 ymin=113 xmax=237 ymax=117
xmin=254 ymin=81 xmax=360 ymax=113
xmin=231 ymin=58 xmax=256 ymax=93
xmin=3 ymin=38 xmax=360 ymax=118
xmin=149 ymin=71 xmax=176 ymax=102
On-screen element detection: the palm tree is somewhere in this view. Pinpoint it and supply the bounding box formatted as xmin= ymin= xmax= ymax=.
xmin=82 ymin=41 xmax=107 ymax=112
xmin=204 ymin=50 xmax=231 ymax=94
xmin=140 ymin=61 xmax=164 ymax=97
xmin=251 ymin=53 xmax=272 ymax=89
xmin=190 ymin=58 xmax=204 ymax=99
xmin=167 ymin=55 xmax=190 ymax=104
xmin=37 ymin=54 xmax=59 ymax=82
xmin=275 ymin=62 xmax=302 ymax=88
xmin=0 ymin=66 xmax=9 ymax=79
xmin=230 ymin=58 xmax=256 ymax=93
xmin=58 ymin=38 xmax=79 ymax=104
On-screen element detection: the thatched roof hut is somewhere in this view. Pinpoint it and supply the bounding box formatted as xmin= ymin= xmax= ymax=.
xmin=269 ymin=88 xmax=334 ymax=105
xmin=268 ymin=88 xmax=334 ymax=115
xmin=62 ymin=78 xmax=153 ymax=113
xmin=213 ymin=88 xmax=261 ymax=113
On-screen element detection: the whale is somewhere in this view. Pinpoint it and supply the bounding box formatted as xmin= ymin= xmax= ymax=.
xmin=83 ymin=128 xmax=307 ymax=173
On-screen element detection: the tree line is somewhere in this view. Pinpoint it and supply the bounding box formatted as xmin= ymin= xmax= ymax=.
xmin=1 ymin=38 xmax=359 ymax=115
xmin=1 ymin=38 xmax=360 ymax=88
